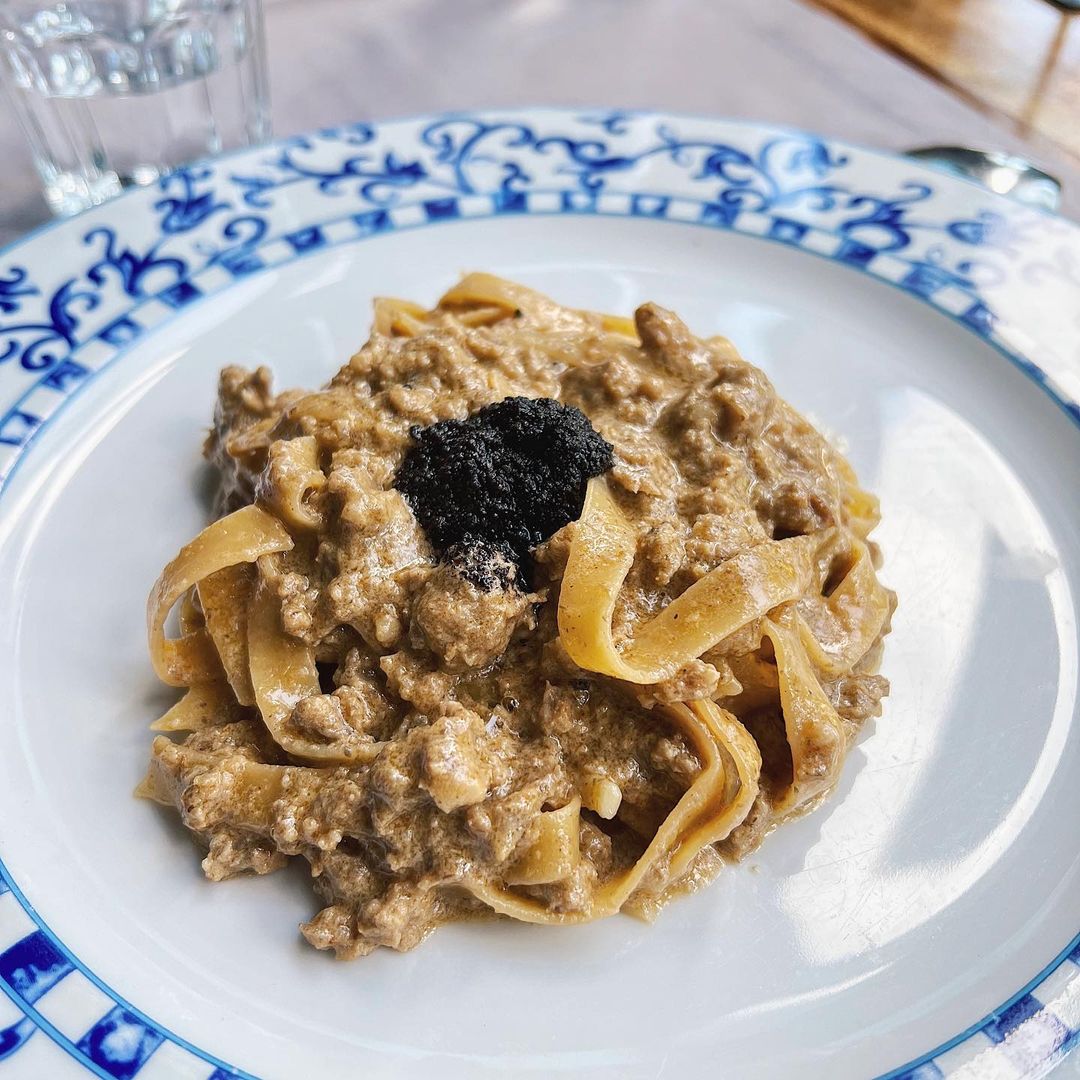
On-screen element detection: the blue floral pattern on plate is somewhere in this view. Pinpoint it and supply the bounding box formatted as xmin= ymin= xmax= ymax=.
xmin=0 ymin=109 xmax=1079 ymax=1079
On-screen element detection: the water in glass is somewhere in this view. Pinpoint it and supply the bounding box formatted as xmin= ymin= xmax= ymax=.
xmin=0 ymin=0 xmax=270 ymax=216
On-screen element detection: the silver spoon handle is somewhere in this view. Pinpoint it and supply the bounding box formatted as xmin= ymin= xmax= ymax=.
xmin=905 ymin=146 xmax=1062 ymax=213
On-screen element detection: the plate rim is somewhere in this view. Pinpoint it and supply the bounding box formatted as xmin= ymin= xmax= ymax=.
xmin=2 ymin=105 xmax=1076 ymax=268
xmin=1 ymin=106 xmax=1078 ymax=1080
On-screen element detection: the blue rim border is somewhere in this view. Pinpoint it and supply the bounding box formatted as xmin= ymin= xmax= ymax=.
xmin=0 ymin=104 xmax=1070 ymax=270
xmin=0 ymin=865 xmax=253 ymax=1080
xmin=0 ymin=108 xmax=1078 ymax=1079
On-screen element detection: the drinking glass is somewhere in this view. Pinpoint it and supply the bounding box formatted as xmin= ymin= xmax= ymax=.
xmin=0 ymin=0 xmax=271 ymax=217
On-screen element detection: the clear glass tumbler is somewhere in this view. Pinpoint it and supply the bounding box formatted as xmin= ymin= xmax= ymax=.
xmin=0 ymin=0 xmax=271 ymax=217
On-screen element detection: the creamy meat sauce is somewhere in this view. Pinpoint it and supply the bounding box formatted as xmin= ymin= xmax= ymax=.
xmin=143 ymin=277 xmax=894 ymax=957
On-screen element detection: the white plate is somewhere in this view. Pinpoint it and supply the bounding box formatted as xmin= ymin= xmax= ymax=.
xmin=1 ymin=110 xmax=1079 ymax=1080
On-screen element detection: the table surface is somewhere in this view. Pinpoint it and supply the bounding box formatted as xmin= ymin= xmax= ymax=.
xmin=813 ymin=0 xmax=1080 ymax=175
xmin=0 ymin=0 xmax=1078 ymax=249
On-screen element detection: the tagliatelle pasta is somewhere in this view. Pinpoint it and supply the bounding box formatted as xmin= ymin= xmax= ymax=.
xmin=558 ymin=476 xmax=821 ymax=683
xmin=146 ymin=504 xmax=293 ymax=686
xmin=139 ymin=275 xmax=895 ymax=958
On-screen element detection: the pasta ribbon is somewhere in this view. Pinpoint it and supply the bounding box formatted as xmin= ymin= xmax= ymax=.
xmin=438 ymin=273 xmax=638 ymax=337
xmin=558 ymin=477 xmax=819 ymax=683
xmin=138 ymin=738 xmax=290 ymax=828
xmin=505 ymin=798 xmax=582 ymax=886
xmin=150 ymin=681 xmax=245 ymax=732
xmin=146 ymin=505 xmax=293 ymax=686
xmin=666 ymin=701 xmax=761 ymax=880
xmin=796 ymin=540 xmax=892 ymax=677
xmin=247 ymin=579 xmax=382 ymax=765
xmin=762 ymin=610 xmax=847 ymax=812
xmin=837 ymin=457 xmax=880 ymax=539
xmin=439 ymin=272 xmax=573 ymax=323
xmin=467 ymin=701 xmax=758 ymax=924
xmin=260 ymin=436 xmax=327 ymax=532
xmin=373 ymin=297 xmax=429 ymax=336
xmin=197 ymin=564 xmax=256 ymax=705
